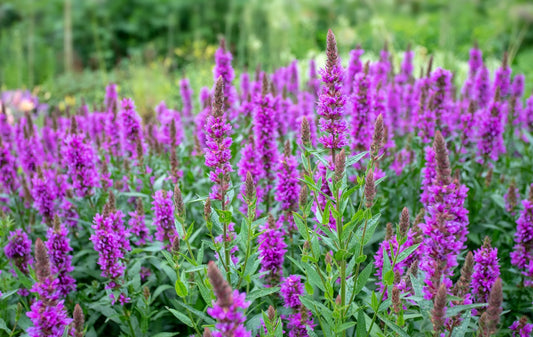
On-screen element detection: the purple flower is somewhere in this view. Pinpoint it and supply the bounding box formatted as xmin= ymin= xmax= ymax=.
xmin=156 ymin=101 xmax=183 ymax=150
xmin=237 ymin=137 xmax=264 ymax=213
xmin=240 ymin=72 xmax=250 ymax=102
xmin=253 ymin=81 xmax=280 ymax=196
xmin=213 ymin=39 xmax=237 ymax=114
xmin=258 ymin=215 xmax=287 ymax=285
xmin=280 ymin=275 xmax=314 ymax=337
xmin=214 ymin=222 xmax=239 ymax=266
xmin=27 ymin=239 xmax=72 ymax=337
xmin=152 ymin=190 xmax=177 ymax=249
xmin=344 ymin=46 xmax=364 ymax=95
xmin=62 ymin=133 xmax=99 ymax=197
xmin=207 ymin=261 xmax=251 ymax=337
xmin=510 ymin=317 xmax=533 ymax=337
xmin=477 ymin=93 xmax=506 ymax=164
xmin=4 ymin=229 xmax=33 ymax=275
xmin=494 ymin=53 xmax=511 ymax=98
xmin=204 ymin=78 xmax=233 ymax=205
xmin=31 ymin=169 xmax=56 ymax=225
xmin=90 ymin=206 xmax=130 ymax=286
xmin=275 ymin=146 xmax=300 ymax=231
xmin=462 ymin=47 xmax=483 ymax=99
xmin=420 ymin=132 xmax=469 ymax=300
xmin=120 ymin=98 xmax=144 ymax=158
xmin=475 ymin=66 xmax=492 ymax=109
xmin=128 ymin=200 xmax=152 ymax=245
xmin=0 ymin=138 xmax=17 ymax=192
xmin=105 ymin=83 xmax=118 ymax=111
xmin=350 ymin=70 xmax=373 ymax=152
xmin=317 ymin=30 xmax=347 ymax=151
xmin=46 ymin=220 xmax=76 ymax=297
xmin=179 ymin=78 xmax=193 ymax=122
xmin=510 ymin=196 xmax=533 ymax=287
xmin=308 ymin=59 xmax=320 ymax=97
xmin=399 ymin=47 xmax=414 ymax=83
xmin=472 ymin=238 xmax=500 ymax=305
xmin=420 ymin=146 xmax=437 ymax=207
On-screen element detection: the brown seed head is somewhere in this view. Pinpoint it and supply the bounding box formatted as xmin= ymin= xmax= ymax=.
xmin=364 ymin=169 xmax=375 ymax=208
xmin=170 ymin=120 xmax=177 ymax=148
xmin=371 ymin=114 xmax=384 ymax=160
xmin=171 ymin=236 xmax=180 ymax=254
xmin=507 ymin=180 xmax=518 ymax=211
xmin=139 ymin=286 xmax=149 ymax=302
xmin=70 ymin=116 xmax=78 ymax=134
xmin=35 ymin=238 xmax=51 ymax=282
xmin=433 ymin=131 xmax=451 ymax=185
xmin=453 ymin=251 xmax=474 ymax=299
xmin=203 ymin=328 xmax=213 ymax=337
xmin=73 ymin=304 xmax=85 ymax=337
xmin=207 ymin=261 xmax=233 ymax=308
xmin=394 ymin=270 xmax=401 ymax=285
xmin=174 ymin=185 xmax=185 ymax=218
xmin=204 ymin=198 xmax=212 ymax=220
xmin=53 ymin=215 xmax=61 ymax=232
xmin=212 ymin=77 xmax=225 ymax=118
xmin=326 ymin=29 xmax=339 ymax=73
xmin=334 ymin=149 xmax=346 ymax=183
xmin=245 ymin=172 xmax=256 ymax=202
xmin=267 ymin=305 xmax=276 ymax=323
xmin=392 ymin=286 xmax=401 ymax=313
xmin=262 ymin=74 xmax=269 ymax=97
xmin=426 ymin=55 xmax=434 ymax=78
xmin=399 ymin=207 xmax=410 ymax=237
xmin=301 ymin=117 xmax=311 ymax=146
xmin=385 ymin=222 xmax=394 ymax=241
xmin=431 ymin=283 xmax=447 ymax=333
xmin=299 ymin=184 xmax=308 ymax=209
xmin=267 ymin=213 xmax=276 ymax=230
xmin=325 ymin=252 xmax=333 ymax=265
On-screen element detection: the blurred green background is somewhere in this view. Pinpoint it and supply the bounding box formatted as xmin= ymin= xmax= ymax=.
xmin=1 ymin=0 xmax=532 ymax=114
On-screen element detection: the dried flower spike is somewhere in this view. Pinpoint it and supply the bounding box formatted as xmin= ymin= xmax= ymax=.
xmin=334 ymin=149 xmax=346 ymax=183
xmin=399 ymin=207 xmax=410 ymax=237
xmin=73 ymin=304 xmax=85 ymax=337
xmin=207 ymin=261 xmax=233 ymax=308
xmin=431 ymin=283 xmax=447 ymax=334
xmin=365 ymin=169 xmax=375 ymax=208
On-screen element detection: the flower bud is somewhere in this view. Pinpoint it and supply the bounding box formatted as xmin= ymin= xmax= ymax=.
xmin=364 ymin=169 xmax=375 ymax=208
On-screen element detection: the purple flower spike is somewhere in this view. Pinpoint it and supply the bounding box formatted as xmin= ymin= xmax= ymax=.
xmin=510 ymin=190 xmax=533 ymax=287
xmin=120 ymin=98 xmax=144 ymax=158
xmin=472 ymin=237 xmax=500 ymax=306
xmin=204 ymin=77 xmax=233 ymax=206
xmin=151 ymin=190 xmax=177 ymax=249
xmin=4 ymin=229 xmax=33 ymax=276
xmin=46 ymin=217 xmax=76 ymax=297
xmin=258 ymin=214 xmax=287 ymax=285
xmin=317 ymin=29 xmax=347 ymax=154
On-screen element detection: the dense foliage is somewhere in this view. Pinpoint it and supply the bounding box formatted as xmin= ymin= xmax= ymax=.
xmin=1 ymin=29 xmax=533 ymax=336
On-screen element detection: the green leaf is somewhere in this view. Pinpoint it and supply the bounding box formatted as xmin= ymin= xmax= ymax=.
xmin=152 ymin=284 xmax=174 ymax=301
xmin=0 ymin=318 xmax=9 ymax=333
xmin=215 ymin=209 xmax=232 ymax=224
xmin=175 ymin=279 xmax=188 ymax=297
xmin=247 ymin=287 xmax=280 ymax=302
xmin=377 ymin=314 xmax=410 ymax=337
xmin=352 ymin=263 xmax=373 ymax=297
xmin=383 ymin=270 xmax=394 ymax=286
xmin=346 ymin=151 xmax=369 ymax=167
xmin=446 ymin=303 xmax=486 ymax=317
xmin=151 ymin=333 xmax=179 ymax=337
xmin=305 ymin=281 xmax=314 ymax=295
xmin=166 ymin=307 xmax=193 ymax=327
xmin=355 ymin=255 xmax=367 ymax=263
xmin=451 ymin=310 xmax=472 ymax=337
xmin=396 ymin=243 xmax=421 ymax=263
xmin=306 ymin=266 xmax=325 ymax=292
xmin=356 ymin=310 xmax=366 ymax=337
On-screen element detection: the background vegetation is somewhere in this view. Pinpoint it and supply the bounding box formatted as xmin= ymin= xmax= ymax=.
xmin=1 ymin=0 xmax=533 ymax=112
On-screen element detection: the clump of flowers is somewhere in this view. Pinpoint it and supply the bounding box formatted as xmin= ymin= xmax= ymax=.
xmin=510 ymin=187 xmax=533 ymax=287
xmin=46 ymin=216 xmax=76 ymax=297
xmin=206 ymin=261 xmax=251 ymax=337
xmin=204 ymin=77 xmax=233 ymax=207
xmin=26 ymin=238 xmax=72 ymax=337
xmin=317 ymin=29 xmax=347 ymax=160
xmin=152 ymin=190 xmax=177 ymax=249
xmin=280 ymin=275 xmax=314 ymax=337
xmin=257 ymin=214 xmax=287 ymax=285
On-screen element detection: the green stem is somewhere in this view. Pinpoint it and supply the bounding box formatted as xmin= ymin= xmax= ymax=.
xmin=236 ymin=203 xmax=254 ymax=288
